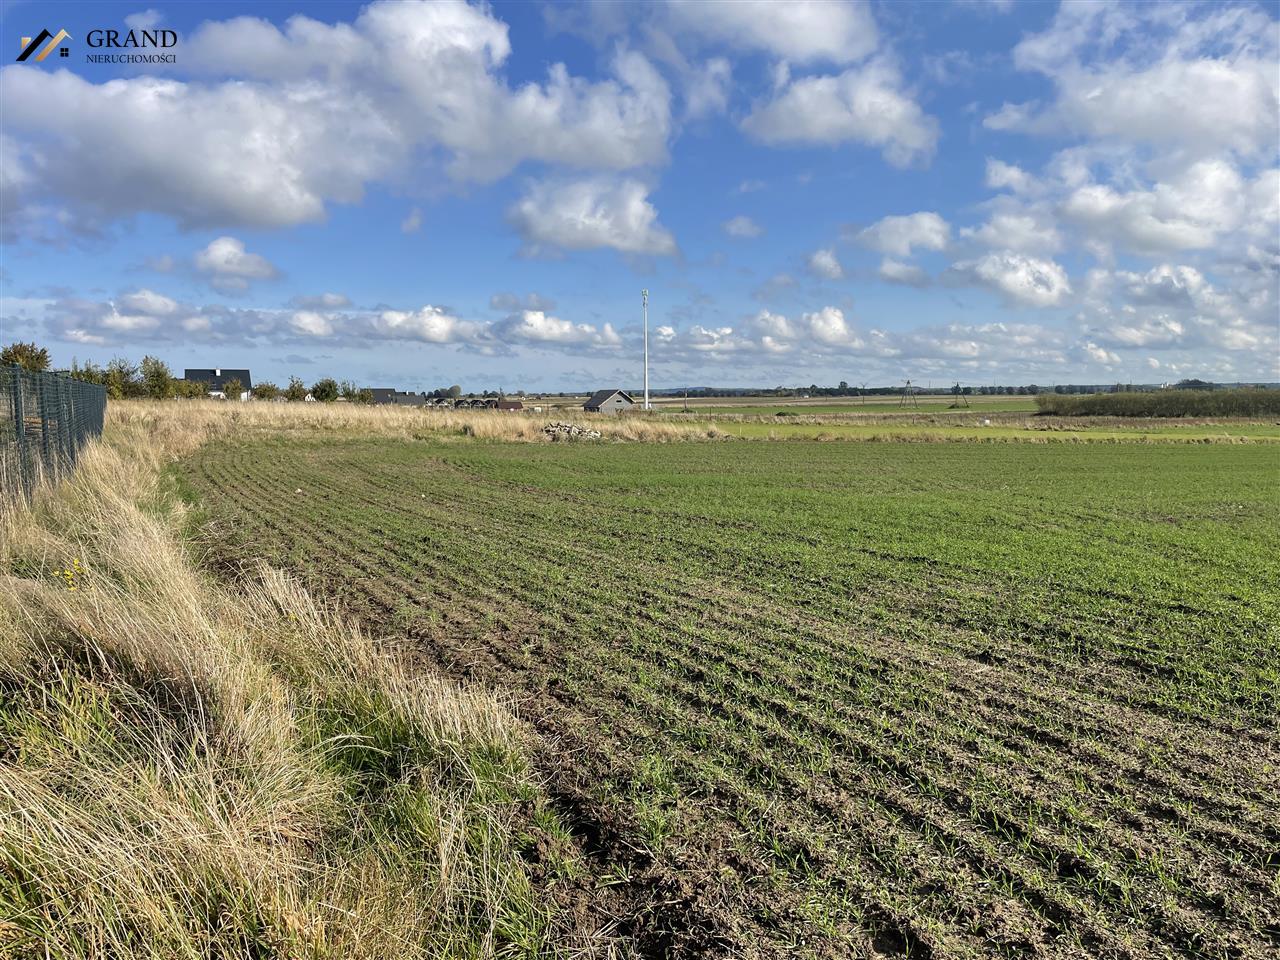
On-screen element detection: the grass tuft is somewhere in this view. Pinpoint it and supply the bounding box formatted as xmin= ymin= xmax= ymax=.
xmin=0 ymin=405 xmax=564 ymax=959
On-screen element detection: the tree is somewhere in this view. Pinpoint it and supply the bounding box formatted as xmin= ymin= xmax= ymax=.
xmin=105 ymin=357 xmax=140 ymax=400
xmin=174 ymin=378 xmax=208 ymax=399
xmin=311 ymin=378 xmax=339 ymax=402
xmin=253 ymin=381 xmax=281 ymax=400
xmin=70 ymin=359 xmax=106 ymax=385
xmin=220 ymin=377 xmax=244 ymax=401
xmin=140 ymin=355 xmax=174 ymax=399
xmin=447 ymin=384 xmax=462 ymax=398
xmin=285 ymin=377 xmax=308 ymax=402
xmin=2 ymin=341 xmax=51 ymax=372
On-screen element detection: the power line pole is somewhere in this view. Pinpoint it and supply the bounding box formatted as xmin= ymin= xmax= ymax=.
xmin=642 ymin=288 xmax=651 ymax=410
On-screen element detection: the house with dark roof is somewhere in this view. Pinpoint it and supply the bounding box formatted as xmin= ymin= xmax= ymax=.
xmin=184 ymin=368 xmax=253 ymax=401
xmin=369 ymin=388 xmax=398 ymax=405
xmin=584 ymin=389 xmax=636 ymax=414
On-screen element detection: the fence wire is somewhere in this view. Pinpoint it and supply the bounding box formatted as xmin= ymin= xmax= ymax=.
xmin=1 ymin=365 xmax=107 ymax=505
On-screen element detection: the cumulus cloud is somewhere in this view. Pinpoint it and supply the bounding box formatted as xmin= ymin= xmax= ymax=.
xmin=985 ymin=158 xmax=1038 ymax=195
xmin=665 ymin=0 xmax=878 ymax=65
xmin=194 ymin=236 xmax=279 ymax=293
xmin=807 ymin=248 xmax=844 ymax=280
xmin=290 ymin=311 xmax=334 ymax=337
xmin=742 ymin=59 xmax=938 ymax=167
xmin=0 ymin=1 xmax=672 ymax=233
xmin=723 ymin=215 xmax=763 ymax=238
xmin=495 ymin=310 xmax=621 ymax=347
xmin=961 ymin=211 xmax=1061 ymax=253
xmin=1075 ymin=263 xmax=1276 ymax=356
xmin=508 ymin=177 xmax=676 ymax=256
xmin=1059 ymin=159 xmax=1254 ymax=255
xmin=857 ymin=212 xmax=949 ymax=256
xmin=949 ymin=252 xmax=1072 ymax=307
xmin=1005 ymin=2 xmax=1280 ymax=159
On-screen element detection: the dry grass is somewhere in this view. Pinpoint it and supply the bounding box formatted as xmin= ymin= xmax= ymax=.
xmin=0 ymin=404 xmax=567 ymax=958
xmin=110 ymin=399 xmax=721 ymax=445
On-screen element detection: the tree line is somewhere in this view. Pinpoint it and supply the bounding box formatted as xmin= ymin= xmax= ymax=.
xmin=1 ymin=341 xmax=377 ymax=403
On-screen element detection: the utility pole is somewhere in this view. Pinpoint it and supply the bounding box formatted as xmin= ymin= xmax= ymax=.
xmin=642 ymin=288 xmax=651 ymax=410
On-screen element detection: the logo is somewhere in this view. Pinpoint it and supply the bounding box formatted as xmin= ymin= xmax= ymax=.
xmin=17 ymin=28 xmax=71 ymax=63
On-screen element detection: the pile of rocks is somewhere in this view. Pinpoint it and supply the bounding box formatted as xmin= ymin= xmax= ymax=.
xmin=542 ymin=421 xmax=602 ymax=441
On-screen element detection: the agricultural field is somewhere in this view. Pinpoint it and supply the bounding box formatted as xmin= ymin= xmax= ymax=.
xmin=181 ymin=428 xmax=1280 ymax=959
xmin=652 ymin=395 xmax=1041 ymax=416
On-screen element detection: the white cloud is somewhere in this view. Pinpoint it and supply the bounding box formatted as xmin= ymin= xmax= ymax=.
xmin=124 ymin=9 xmax=164 ymax=31
xmin=985 ymin=158 xmax=1037 ymax=194
xmin=1001 ymin=3 xmax=1280 ymax=159
xmin=742 ymin=59 xmax=938 ymax=167
xmin=805 ymin=306 xmax=862 ymax=347
xmin=507 ymin=177 xmax=676 ymax=256
xmin=0 ymin=1 xmax=672 ymax=233
xmin=1076 ymin=263 xmax=1276 ymax=357
xmin=857 ymin=212 xmax=949 ymax=256
xmin=723 ymin=215 xmax=763 ymax=239
xmin=495 ymin=310 xmax=621 ymax=347
xmin=1077 ymin=341 xmax=1121 ymax=366
xmin=961 ymin=211 xmax=1061 ymax=253
xmin=118 ymin=289 xmax=178 ymax=316
xmin=194 ymin=236 xmax=279 ymax=292
xmin=737 ymin=179 xmax=765 ymax=193
xmin=401 ymin=207 xmax=423 ymax=234
xmin=1059 ymin=159 xmax=1250 ymax=255
xmin=879 ymin=259 xmax=930 ymax=287
xmin=369 ymin=305 xmax=483 ymax=344
xmin=684 ymin=58 xmax=732 ymax=119
xmin=290 ymin=310 xmax=334 ymax=337
xmin=807 ymin=248 xmax=844 ymax=280
xmin=665 ymin=0 xmax=878 ymax=65
xmin=950 ymin=252 xmax=1072 ymax=307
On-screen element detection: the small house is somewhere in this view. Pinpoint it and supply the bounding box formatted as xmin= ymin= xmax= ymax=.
xmin=496 ymin=400 xmax=523 ymax=412
xmin=184 ymin=368 xmax=253 ymax=401
xmin=584 ymin=389 xmax=636 ymax=415
xmin=369 ymin=388 xmax=397 ymax=405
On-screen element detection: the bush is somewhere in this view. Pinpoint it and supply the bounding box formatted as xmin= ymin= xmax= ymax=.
xmin=1034 ymin=388 xmax=1280 ymax=418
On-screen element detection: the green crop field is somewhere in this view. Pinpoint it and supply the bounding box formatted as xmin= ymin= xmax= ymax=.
xmin=181 ymin=435 xmax=1280 ymax=959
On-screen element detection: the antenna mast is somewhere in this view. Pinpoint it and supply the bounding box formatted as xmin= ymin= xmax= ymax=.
xmin=642 ymin=288 xmax=650 ymax=410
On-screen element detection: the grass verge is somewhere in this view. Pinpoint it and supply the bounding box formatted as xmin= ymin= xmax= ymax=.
xmin=0 ymin=405 xmax=569 ymax=958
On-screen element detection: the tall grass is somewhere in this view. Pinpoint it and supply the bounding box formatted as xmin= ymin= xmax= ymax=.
xmin=0 ymin=405 xmax=571 ymax=958
xmin=1033 ymin=388 xmax=1280 ymax=418
xmin=109 ymin=399 xmax=721 ymax=444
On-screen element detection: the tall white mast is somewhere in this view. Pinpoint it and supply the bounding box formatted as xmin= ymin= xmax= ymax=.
xmin=642 ymin=288 xmax=650 ymax=410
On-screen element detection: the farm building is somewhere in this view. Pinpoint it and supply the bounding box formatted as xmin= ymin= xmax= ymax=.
xmin=584 ymin=389 xmax=635 ymax=415
xmin=496 ymin=400 xmax=523 ymax=411
xmin=183 ymin=368 xmax=253 ymax=401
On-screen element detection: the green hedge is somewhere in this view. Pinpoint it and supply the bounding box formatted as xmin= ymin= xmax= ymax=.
xmin=1034 ymin=389 xmax=1280 ymax=418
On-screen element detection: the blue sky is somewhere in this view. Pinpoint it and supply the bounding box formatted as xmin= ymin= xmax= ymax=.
xmin=1 ymin=0 xmax=1277 ymax=392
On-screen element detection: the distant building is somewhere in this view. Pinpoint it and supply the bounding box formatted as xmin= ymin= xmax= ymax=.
xmin=584 ymin=389 xmax=636 ymax=415
xmin=184 ymin=368 xmax=252 ymax=401
xmin=496 ymin=400 xmax=523 ymax=411
xmin=369 ymin=388 xmax=429 ymax=406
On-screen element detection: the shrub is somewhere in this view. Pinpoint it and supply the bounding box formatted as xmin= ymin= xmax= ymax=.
xmin=1034 ymin=388 xmax=1280 ymax=418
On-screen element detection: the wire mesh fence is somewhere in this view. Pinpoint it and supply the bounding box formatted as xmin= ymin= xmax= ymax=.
xmin=1 ymin=365 xmax=107 ymax=506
